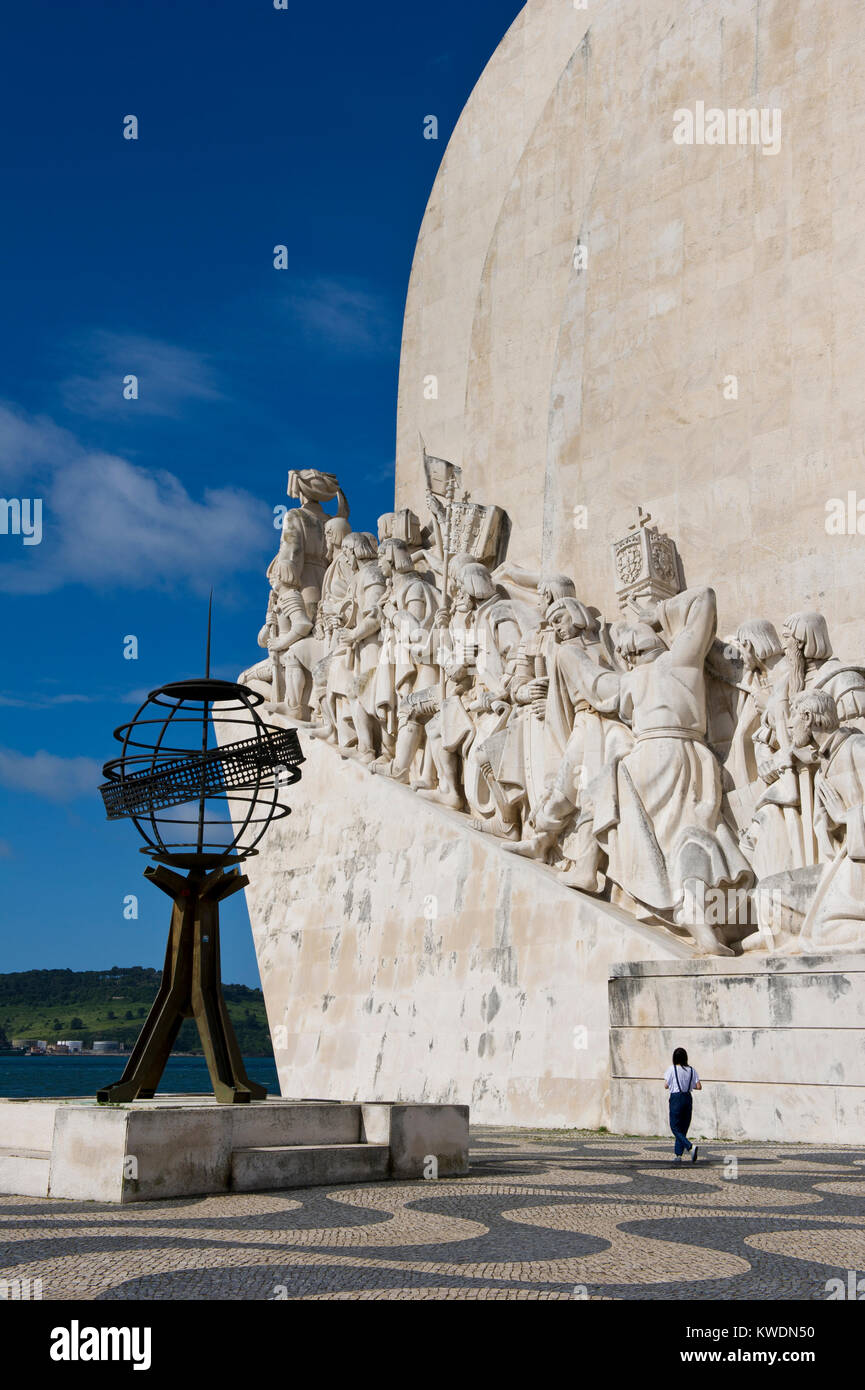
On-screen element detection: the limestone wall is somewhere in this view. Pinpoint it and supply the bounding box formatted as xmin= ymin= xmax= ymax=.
xmin=242 ymin=738 xmax=691 ymax=1128
xmin=239 ymin=740 xmax=865 ymax=1137
xmin=609 ymin=956 xmax=865 ymax=1142
xmin=235 ymin=0 xmax=865 ymax=1137
xmin=397 ymin=0 xmax=865 ymax=654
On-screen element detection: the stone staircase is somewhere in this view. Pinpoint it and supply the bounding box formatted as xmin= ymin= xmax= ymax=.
xmin=229 ymin=1100 xmax=388 ymax=1192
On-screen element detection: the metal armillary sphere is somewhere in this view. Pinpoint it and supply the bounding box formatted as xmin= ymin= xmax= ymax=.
xmin=101 ymin=680 xmax=300 ymax=868
xmin=96 ymin=603 xmax=304 ymax=1105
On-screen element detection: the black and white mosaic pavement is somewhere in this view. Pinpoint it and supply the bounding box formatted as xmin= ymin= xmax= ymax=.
xmin=1 ymin=1131 xmax=863 ymax=1300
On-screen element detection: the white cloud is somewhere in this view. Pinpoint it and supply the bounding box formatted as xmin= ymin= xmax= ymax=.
xmin=0 ymin=747 xmax=103 ymax=803
xmin=286 ymin=278 xmax=396 ymax=354
xmin=0 ymin=693 xmax=99 ymax=709
xmin=0 ymin=403 xmax=271 ymax=595
xmin=59 ymin=331 xmax=221 ymax=419
xmin=0 ymin=405 xmax=77 ymax=487
xmin=122 ymin=689 xmax=153 ymax=706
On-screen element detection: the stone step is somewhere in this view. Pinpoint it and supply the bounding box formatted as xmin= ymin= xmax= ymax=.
xmin=0 ymin=1148 xmax=50 ymax=1198
xmin=231 ymin=1141 xmax=390 ymax=1192
xmin=229 ymin=1101 xmax=363 ymax=1150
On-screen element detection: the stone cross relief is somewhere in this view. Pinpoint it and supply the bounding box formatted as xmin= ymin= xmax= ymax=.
xmin=239 ymin=465 xmax=865 ymax=959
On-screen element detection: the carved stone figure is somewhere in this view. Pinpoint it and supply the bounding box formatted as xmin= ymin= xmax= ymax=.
xmin=372 ymin=537 xmax=440 ymax=784
xmin=420 ymin=560 xmax=522 ymax=815
xmin=473 ymin=571 xmax=577 ymax=838
xmin=781 ymin=612 xmax=865 ymax=725
xmin=745 ymin=612 xmax=865 ymax=877
xmin=242 ymin=471 xmax=349 ymax=715
xmin=318 ymin=517 xmax=354 ymax=638
xmin=559 ymin=588 xmax=754 ymax=952
xmin=278 ymin=516 xmax=353 ymax=722
xmin=505 ymin=598 xmax=632 ymax=889
xmin=241 ymin=460 xmax=865 ymax=957
xmin=238 ymin=555 xmax=283 ymax=698
xmin=742 ymin=691 xmax=865 ymax=953
xmin=276 ymin=470 xmax=349 ymax=651
xmin=700 ymin=619 xmax=787 ymax=852
xmin=331 ymin=533 xmax=386 ymax=765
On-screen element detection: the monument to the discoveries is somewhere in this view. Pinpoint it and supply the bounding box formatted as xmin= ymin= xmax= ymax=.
xmin=238 ymin=0 xmax=865 ymax=1141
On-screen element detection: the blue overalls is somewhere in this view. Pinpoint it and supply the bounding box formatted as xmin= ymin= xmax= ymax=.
xmin=669 ymin=1065 xmax=694 ymax=1156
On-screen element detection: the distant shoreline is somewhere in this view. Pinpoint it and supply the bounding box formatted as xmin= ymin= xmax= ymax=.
xmin=1 ymin=1051 xmax=272 ymax=1059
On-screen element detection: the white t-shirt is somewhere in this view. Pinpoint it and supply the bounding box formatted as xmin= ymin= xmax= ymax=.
xmin=665 ymin=1063 xmax=700 ymax=1094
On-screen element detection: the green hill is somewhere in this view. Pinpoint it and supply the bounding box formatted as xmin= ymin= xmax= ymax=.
xmin=0 ymin=967 xmax=273 ymax=1056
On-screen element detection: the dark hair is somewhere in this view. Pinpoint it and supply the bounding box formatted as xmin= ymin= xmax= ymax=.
xmin=672 ymin=1047 xmax=688 ymax=1067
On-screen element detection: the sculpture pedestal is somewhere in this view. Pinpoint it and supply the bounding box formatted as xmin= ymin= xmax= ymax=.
xmin=610 ymin=955 xmax=865 ymax=1143
xmin=0 ymin=1098 xmax=469 ymax=1203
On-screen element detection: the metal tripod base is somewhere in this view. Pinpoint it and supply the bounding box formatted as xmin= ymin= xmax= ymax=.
xmin=97 ymin=863 xmax=266 ymax=1105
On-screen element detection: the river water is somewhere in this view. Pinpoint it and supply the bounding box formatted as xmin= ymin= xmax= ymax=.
xmin=0 ymin=1054 xmax=279 ymax=1099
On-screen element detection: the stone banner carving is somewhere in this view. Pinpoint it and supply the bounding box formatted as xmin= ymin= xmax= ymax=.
xmin=241 ymin=464 xmax=865 ymax=958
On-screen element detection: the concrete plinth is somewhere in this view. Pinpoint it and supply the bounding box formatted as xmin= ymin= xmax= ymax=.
xmin=0 ymin=1097 xmax=469 ymax=1203
xmin=609 ymin=955 xmax=865 ymax=1143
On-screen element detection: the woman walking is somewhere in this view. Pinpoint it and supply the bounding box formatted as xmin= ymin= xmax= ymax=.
xmin=665 ymin=1047 xmax=701 ymax=1164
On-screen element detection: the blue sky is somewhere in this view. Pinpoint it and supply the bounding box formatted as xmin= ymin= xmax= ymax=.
xmin=0 ymin=0 xmax=523 ymax=986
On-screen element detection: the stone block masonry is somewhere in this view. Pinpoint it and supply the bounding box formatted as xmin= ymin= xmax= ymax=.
xmin=609 ymin=956 xmax=865 ymax=1143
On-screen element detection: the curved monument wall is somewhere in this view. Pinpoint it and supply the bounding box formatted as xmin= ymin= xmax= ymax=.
xmin=234 ymin=1 xmax=865 ymax=1135
xmin=244 ymin=741 xmax=690 ymax=1128
xmin=240 ymin=741 xmax=865 ymax=1137
xmin=397 ymin=0 xmax=865 ymax=653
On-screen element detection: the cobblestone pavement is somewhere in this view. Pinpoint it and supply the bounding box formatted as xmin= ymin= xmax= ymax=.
xmin=1 ymin=1130 xmax=864 ymax=1301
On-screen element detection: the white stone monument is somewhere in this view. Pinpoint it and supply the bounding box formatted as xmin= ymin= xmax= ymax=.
xmin=236 ymin=0 xmax=865 ymax=1141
